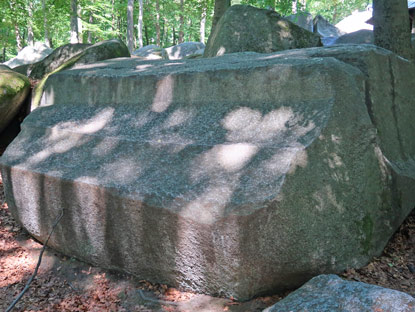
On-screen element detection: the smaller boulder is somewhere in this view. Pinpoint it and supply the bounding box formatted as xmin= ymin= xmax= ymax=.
xmin=163 ymin=42 xmax=205 ymax=60
xmin=4 ymin=42 xmax=53 ymax=69
xmin=27 ymin=43 xmax=91 ymax=80
xmin=203 ymin=5 xmax=321 ymax=58
xmin=31 ymin=39 xmax=130 ymax=110
xmin=313 ymin=15 xmax=344 ymax=46
xmin=286 ymin=12 xmax=314 ymax=32
xmin=263 ymin=275 xmax=415 ymax=312
xmin=70 ymin=39 xmax=130 ymax=68
xmin=334 ymin=29 xmax=374 ymax=45
xmin=132 ymin=44 xmax=164 ymax=59
xmin=0 ymin=67 xmax=31 ymax=133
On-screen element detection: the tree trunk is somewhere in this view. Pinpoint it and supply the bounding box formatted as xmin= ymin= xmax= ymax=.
xmin=137 ymin=0 xmax=144 ymax=48
xmin=200 ymin=6 xmax=207 ymax=43
xmin=155 ymin=0 xmax=161 ymax=46
xmin=173 ymin=26 xmax=176 ymax=45
xmin=211 ymin=0 xmax=231 ymax=34
xmin=27 ymin=1 xmax=34 ymax=46
xmin=70 ymin=0 xmax=79 ymax=43
xmin=127 ymin=0 xmax=135 ymax=53
xmin=77 ymin=4 xmax=83 ymax=43
xmin=179 ymin=0 xmax=184 ymax=44
xmin=373 ymin=0 xmax=413 ymax=60
xmin=14 ymin=25 xmax=23 ymax=51
xmin=42 ymin=0 xmax=50 ymax=47
xmin=144 ymin=25 xmax=149 ymax=46
xmin=2 ymin=47 xmax=6 ymax=63
xmin=87 ymin=15 xmax=93 ymax=44
xmin=292 ymin=0 xmax=297 ymax=14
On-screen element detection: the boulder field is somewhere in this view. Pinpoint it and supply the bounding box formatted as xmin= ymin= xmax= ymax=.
xmin=1 ymin=45 xmax=414 ymax=300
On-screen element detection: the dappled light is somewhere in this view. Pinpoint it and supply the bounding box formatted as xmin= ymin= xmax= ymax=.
xmin=152 ymin=75 xmax=175 ymax=113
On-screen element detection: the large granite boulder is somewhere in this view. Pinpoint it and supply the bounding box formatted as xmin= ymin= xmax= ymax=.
xmin=0 ymin=67 xmax=31 ymax=133
xmin=1 ymin=45 xmax=415 ymax=300
xmin=203 ymin=5 xmax=321 ymax=57
xmin=162 ymin=42 xmax=205 ymax=60
xmin=26 ymin=43 xmax=91 ymax=80
xmin=4 ymin=42 xmax=53 ymax=69
xmin=334 ymin=29 xmax=374 ymax=45
xmin=264 ymin=275 xmax=415 ymax=312
xmin=286 ymin=12 xmax=314 ymax=32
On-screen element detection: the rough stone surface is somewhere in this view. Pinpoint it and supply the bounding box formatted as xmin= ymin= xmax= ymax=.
xmin=264 ymin=275 xmax=415 ymax=312
xmin=1 ymin=46 xmax=415 ymax=300
xmin=203 ymin=5 xmax=321 ymax=57
xmin=334 ymin=29 xmax=374 ymax=45
xmin=313 ymin=15 xmax=344 ymax=46
xmin=3 ymin=42 xmax=53 ymax=69
xmin=162 ymin=42 xmax=205 ymax=60
xmin=26 ymin=43 xmax=91 ymax=80
xmin=69 ymin=39 xmax=130 ymax=68
xmin=286 ymin=12 xmax=314 ymax=32
xmin=132 ymin=44 xmax=164 ymax=59
xmin=0 ymin=67 xmax=31 ymax=133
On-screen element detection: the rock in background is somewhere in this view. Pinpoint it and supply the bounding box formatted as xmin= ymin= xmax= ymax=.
xmin=26 ymin=43 xmax=91 ymax=80
xmin=1 ymin=45 xmax=414 ymax=300
xmin=162 ymin=42 xmax=205 ymax=60
xmin=264 ymin=275 xmax=415 ymax=312
xmin=3 ymin=42 xmax=53 ymax=69
xmin=132 ymin=44 xmax=164 ymax=59
xmin=203 ymin=5 xmax=321 ymax=57
xmin=0 ymin=66 xmax=31 ymax=133
xmin=334 ymin=29 xmax=374 ymax=45
xmin=286 ymin=12 xmax=314 ymax=32
xmin=313 ymin=15 xmax=344 ymax=46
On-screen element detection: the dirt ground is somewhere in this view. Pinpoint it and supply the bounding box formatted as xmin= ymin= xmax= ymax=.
xmin=1 ymin=168 xmax=414 ymax=311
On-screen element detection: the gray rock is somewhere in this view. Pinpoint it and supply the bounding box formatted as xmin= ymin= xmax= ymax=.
xmin=203 ymin=5 xmax=321 ymax=57
xmin=0 ymin=64 xmax=11 ymax=71
xmin=335 ymin=9 xmax=373 ymax=34
xmin=4 ymin=42 xmax=53 ymax=69
xmin=69 ymin=39 xmax=130 ymax=68
xmin=313 ymin=15 xmax=344 ymax=46
xmin=162 ymin=42 xmax=205 ymax=60
xmin=27 ymin=43 xmax=91 ymax=80
xmin=0 ymin=67 xmax=31 ymax=133
xmin=1 ymin=45 xmax=415 ymax=300
xmin=31 ymin=39 xmax=130 ymax=110
xmin=132 ymin=44 xmax=164 ymax=59
xmin=334 ymin=29 xmax=374 ymax=45
xmin=286 ymin=12 xmax=314 ymax=32
xmin=264 ymin=275 xmax=415 ymax=312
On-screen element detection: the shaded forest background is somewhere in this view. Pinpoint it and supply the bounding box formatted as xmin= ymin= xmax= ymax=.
xmin=0 ymin=0 xmax=371 ymax=61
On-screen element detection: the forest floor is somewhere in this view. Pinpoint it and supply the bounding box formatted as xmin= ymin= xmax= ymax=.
xmin=0 ymin=158 xmax=414 ymax=311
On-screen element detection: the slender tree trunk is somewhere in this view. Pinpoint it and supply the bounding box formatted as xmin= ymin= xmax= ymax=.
xmin=70 ymin=0 xmax=79 ymax=43
xmin=373 ymin=0 xmax=413 ymax=60
xmin=137 ymin=0 xmax=144 ymax=48
xmin=27 ymin=1 xmax=34 ymax=46
xmin=112 ymin=0 xmax=117 ymax=33
xmin=77 ymin=4 xmax=83 ymax=43
xmin=87 ymin=15 xmax=94 ymax=43
xmin=211 ymin=0 xmax=231 ymax=33
xmin=200 ymin=5 xmax=206 ymax=43
xmin=144 ymin=25 xmax=149 ymax=45
xmin=127 ymin=0 xmax=135 ymax=52
xmin=292 ymin=0 xmax=297 ymax=14
xmin=2 ymin=47 xmax=6 ymax=62
xmin=42 ymin=0 xmax=50 ymax=47
xmin=155 ymin=0 xmax=160 ymax=46
xmin=14 ymin=25 xmax=23 ymax=51
xmin=172 ymin=26 xmax=176 ymax=45
xmin=179 ymin=0 xmax=184 ymax=44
